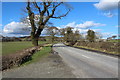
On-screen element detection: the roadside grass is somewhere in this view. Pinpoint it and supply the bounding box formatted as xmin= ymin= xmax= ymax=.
xmin=22 ymin=44 xmax=52 ymax=66
xmin=74 ymin=45 xmax=119 ymax=55
xmin=107 ymin=39 xmax=120 ymax=42
xmin=2 ymin=41 xmax=47 ymax=55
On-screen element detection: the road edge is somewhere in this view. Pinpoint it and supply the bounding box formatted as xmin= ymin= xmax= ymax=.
xmin=63 ymin=43 xmax=119 ymax=58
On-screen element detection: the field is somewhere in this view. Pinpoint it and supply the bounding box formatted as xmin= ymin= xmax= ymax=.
xmin=107 ymin=39 xmax=120 ymax=42
xmin=2 ymin=41 xmax=47 ymax=55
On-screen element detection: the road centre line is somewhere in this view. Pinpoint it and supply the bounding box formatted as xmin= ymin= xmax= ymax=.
xmin=82 ymin=55 xmax=90 ymax=59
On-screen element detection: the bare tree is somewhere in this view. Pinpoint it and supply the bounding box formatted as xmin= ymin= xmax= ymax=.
xmin=86 ymin=29 xmax=96 ymax=42
xmin=64 ymin=27 xmax=74 ymax=42
xmin=47 ymin=26 xmax=59 ymax=43
xmin=74 ymin=30 xmax=81 ymax=42
xmin=95 ymin=32 xmax=103 ymax=39
xmin=59 ymin=28 xmax=66 ymax=41
xmin=25 ymin=1 xmax=71 ymax=46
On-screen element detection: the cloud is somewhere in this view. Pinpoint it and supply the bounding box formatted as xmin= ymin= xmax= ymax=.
xmin=72 ymin=28 xmax=88 ymax=33
xmin=101 ymin=32 xmax=112 ymax=38
xmin=65 ymin=22 xmax=76 ymax=27
xmin=94 ymin=0 xmax=119 ymax=17
xmin=72 ymin=27 xmax=112 ymax=39
xmin=3 ymin=21 xmax=31 ymax=35
xmin=41 ymin=28 xmax=49 ymax=36
xmin=0 ymin=24 xmax=2 ymax=27
xmin=3 ymin=21 xmax=49 ymax=37
xmin=95 ymin=32 xmax=113 ymax=39
xmin=76 ymin=21 xmax=106 ymax=29
xmin=59 ymin=21 xmax=104 ymax=34
xmin=73 ymin=28 xmax=101 ymax=33
xmin=103 ymin=12 xmax=115 ymax=17
xmin=94 ymin=0 xmax=119 ymax=11
xmin=2 ymin=21 xmax=105 ymax=37
xmin=63 ymin=21 xmax=106 ymax=29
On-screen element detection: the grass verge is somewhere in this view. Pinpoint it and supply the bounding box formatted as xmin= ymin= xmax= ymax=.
xmin=22 ymin=44 xmax=52 ymax=66
xmin=107 ymin=40 xmax=120 ymax=42
xmin=74 ymin=45 xmax=119 ymax=56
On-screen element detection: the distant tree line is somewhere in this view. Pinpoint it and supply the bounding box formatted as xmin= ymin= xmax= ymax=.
xmin=46 ymin=26 xmax=100 ymax=43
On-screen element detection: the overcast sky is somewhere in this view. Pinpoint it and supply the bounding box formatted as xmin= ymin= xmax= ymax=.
xmin=1 ymin=0 xmax=119 ymax=39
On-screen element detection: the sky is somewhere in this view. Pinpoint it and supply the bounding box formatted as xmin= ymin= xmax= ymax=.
xmin=1 ymin=0 xmax=119 ymax=39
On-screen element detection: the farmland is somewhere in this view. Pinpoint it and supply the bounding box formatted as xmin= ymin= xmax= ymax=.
xmin=2 ymin=41 xmax=47 ymax=55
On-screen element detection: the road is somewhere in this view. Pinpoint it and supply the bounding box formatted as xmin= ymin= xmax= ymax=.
xmin=53 ymin=43 xmax=118 ymax=78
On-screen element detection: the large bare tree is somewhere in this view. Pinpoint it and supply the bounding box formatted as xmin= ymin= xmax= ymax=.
xmin=26 ymin=1 xmax=71 ymax=46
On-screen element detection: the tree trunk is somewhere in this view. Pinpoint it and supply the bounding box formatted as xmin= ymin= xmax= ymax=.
xmin=31 ymin=28 xmax=43 ymax=46
xmin=32 ymin=37 xmax=38 ymax=46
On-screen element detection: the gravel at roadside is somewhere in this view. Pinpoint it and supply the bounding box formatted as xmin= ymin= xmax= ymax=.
xmin=2 ymin=52 xmax=76 ymax=78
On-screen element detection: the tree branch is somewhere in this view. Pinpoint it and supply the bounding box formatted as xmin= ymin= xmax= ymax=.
xmin=51 ymin=9 xmax=70 ymax=19
xmin=40 ymin=2 xmax=47 ymax=16
xmin=49 ymin=2 xmax=63 ymax=17
xmin=33 ymin=2 xmax=41 ymax=14
xmin=26 ymin=2 xmax=36 ymax=36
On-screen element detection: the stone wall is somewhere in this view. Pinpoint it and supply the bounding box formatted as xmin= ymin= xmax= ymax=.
xmin=2 ymin=46 xmax=42 ymax=71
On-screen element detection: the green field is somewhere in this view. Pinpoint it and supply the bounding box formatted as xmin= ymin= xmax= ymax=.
xmin=22 ymin=44 xmax=52 ymax=65
xmin=107 ymin=39 xmax=120 ymax=42
xmin=2 ymin=41 xmax=47 ymax=55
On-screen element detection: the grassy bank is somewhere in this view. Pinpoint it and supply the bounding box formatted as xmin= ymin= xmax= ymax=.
xmin=65 ymin=41 xmax=119 ymax=56
xmin=74 ymin=45 xmax=119 ymax=55
xmin=2 ymin=41 xmax=47 ymax=55
xmin=74 ymin=41 xmax=119 ymax=55
xmin=22 ymin=44 xmax=52 ymax=65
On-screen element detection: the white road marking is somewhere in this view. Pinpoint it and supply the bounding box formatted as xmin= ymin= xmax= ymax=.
xmin=103 ymin=55 xmax=118 ymax=60
xmin=82 ymin=55 xmax=90 ymax=59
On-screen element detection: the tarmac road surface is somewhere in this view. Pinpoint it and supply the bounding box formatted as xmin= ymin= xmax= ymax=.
xmin=53 ymin=43 xmax=118 ymax=78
